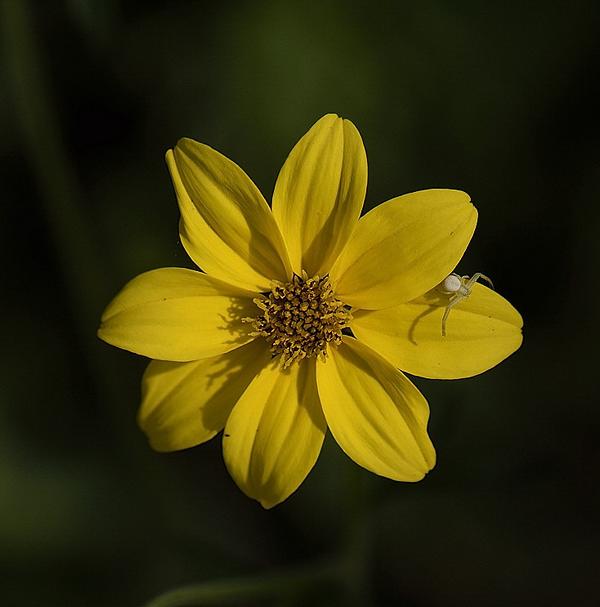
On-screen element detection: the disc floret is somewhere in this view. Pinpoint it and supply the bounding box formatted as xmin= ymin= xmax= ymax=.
xmin=246 ymin=272 xmax=352 ymax=367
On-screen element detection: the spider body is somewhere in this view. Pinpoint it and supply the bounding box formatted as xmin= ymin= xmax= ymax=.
xmin=437 ymin=272 xmax=494 ymax=336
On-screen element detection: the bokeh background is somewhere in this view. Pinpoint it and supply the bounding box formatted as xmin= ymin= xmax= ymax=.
xmin=1 ymin=1 xmax=599 ymax=605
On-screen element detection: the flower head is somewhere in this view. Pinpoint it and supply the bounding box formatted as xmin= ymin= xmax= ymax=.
xmin=98 ymin=115 xmax=523 ymax=508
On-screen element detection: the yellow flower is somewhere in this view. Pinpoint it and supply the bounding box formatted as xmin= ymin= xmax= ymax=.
xmin=98 ymin=115 xmax=523 ymax=508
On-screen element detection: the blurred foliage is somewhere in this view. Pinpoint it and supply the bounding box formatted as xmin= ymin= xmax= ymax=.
xmin=1 ymin=0 xmax=599 ymax=605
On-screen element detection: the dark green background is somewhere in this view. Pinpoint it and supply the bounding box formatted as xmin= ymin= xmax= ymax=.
xmin=1 ymin=1 xmax=598 ymax=605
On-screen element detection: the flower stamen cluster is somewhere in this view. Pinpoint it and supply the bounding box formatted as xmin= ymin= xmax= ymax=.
xmin=246 ymin=272 xmax=352 ymax=367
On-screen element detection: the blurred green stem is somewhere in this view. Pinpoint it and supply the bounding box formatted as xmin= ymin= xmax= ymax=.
xmin=340 ymin=466 xmax=373 ymax=606
xmin=1 ymin=0 xmax=110 ymax=330
xmin=0 ymin=0 xmax=150 ymax=469
xmin=143 ymin=558 xmax=342 ymax=607
xmin=0 ymin=0 xmax=187 ymax=538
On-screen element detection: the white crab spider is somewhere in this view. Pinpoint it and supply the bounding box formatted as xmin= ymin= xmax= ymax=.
xmin=437 ymin=272 xmax=494 ymax=337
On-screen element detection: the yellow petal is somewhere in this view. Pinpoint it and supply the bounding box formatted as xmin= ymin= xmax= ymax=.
xmin=352 ymin=283 xmax=523 ymax=379
xmin=98 ymin=268 xmax=257 ymax=361
xmin=167 ymin=139 xmax=292 ymax=291
xmin=330 ymin=190 xmax=477 ymax=309
xmin=139 ymin=339 xmax=271 ymax=452
xmin=223 ymin=359 xmax=326 ymax=509
xmin=316 ymin=337 xmax=435 ymax=481
xmin=272 ymin=114 xmax=367 ymax=276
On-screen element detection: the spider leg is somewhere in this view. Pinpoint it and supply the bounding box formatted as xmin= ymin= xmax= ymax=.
xmin=465 ymin=272 xmax=494 ymax=291
xmin=441 ymin=272 xmax=495 ymax=336
xmin=441 ymin=293 xmax=463 ymax=337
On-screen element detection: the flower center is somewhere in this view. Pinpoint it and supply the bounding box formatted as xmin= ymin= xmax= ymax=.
xmin=246 ymin=272 xmax=352 ymax=367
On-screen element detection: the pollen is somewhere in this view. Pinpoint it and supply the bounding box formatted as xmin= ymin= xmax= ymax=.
xmin=245 ymin=272 xmax=352 ymax=367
